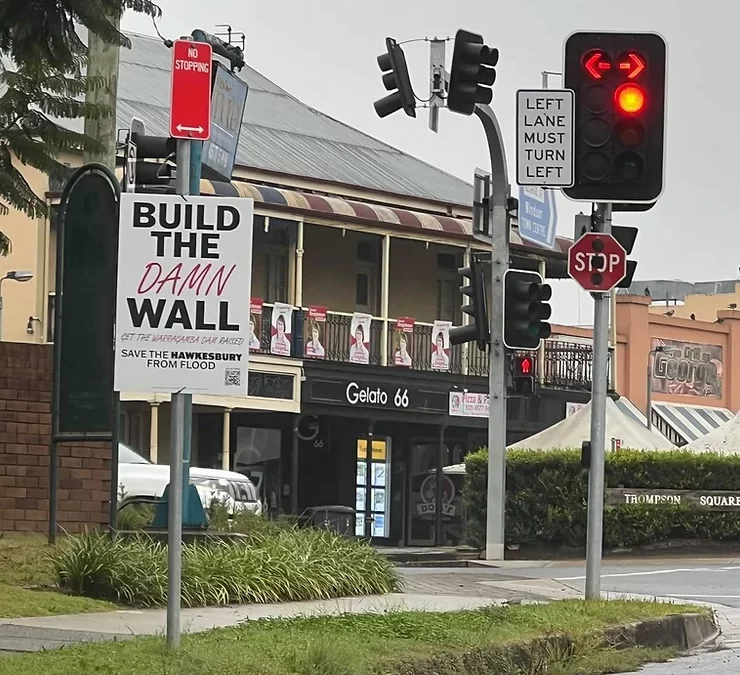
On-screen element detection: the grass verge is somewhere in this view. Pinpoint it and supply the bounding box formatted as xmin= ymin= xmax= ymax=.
xmin=0 ymin=599 xmax=705 ymax=675
xmin=51 ymin=528 xmax=399 ymax=607
xmin=0 ymin=535 xmax=113 ymax=618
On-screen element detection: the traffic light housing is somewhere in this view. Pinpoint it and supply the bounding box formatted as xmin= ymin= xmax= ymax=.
xmin=448 ymin=256 xmax=489 ymax=350
xmin=373 ymin=38 xmax=416 ymax=118
xmin=563 ymin=31 xmax=667 ymax=203
xmin=612 ymin=224 xmax=638 ymax=288
xmin=503 ymin=269 xmax=552 ymax=351
xmin=447 ymin=29 xmax=499 ymax=116
xmin=130 ymin=132 xmax=176 ymax=186
xmin=511 ymin=354 xmax=535 ymax=396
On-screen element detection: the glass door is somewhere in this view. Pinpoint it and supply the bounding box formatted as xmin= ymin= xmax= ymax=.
xmin=406 ymin=439 xmax=464 ymax=547
xmin=407 ymin=442 xmax=438 ymax=546
xmin=354 ymin=437 xmax=391 ymax=539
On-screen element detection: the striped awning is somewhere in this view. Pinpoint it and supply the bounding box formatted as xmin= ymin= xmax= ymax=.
xmin=653 ymin=402 xmax=734 ymax=444
xmin=110 ymin=168 xmax=571 ymax=255
xmin=614 ymin=396 xmax=673 ymax=444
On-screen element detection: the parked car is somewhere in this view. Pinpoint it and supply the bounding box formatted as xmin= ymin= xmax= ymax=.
xmin=117 ymin=443 xmax=262 ymax=516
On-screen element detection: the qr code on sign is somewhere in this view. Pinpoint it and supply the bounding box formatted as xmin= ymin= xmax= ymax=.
xmin=224 ymin=368 xmax=241 ymax=387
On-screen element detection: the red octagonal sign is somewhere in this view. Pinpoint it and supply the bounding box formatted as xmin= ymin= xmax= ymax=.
xmin=568 ymin=232 xmax=627 ymax=292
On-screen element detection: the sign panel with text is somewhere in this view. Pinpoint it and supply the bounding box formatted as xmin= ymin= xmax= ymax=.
xmin=114 ymin=194 xmax=253 ymax=395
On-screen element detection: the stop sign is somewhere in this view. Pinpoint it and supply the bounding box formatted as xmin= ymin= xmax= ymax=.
xmin=567 ymin=232 xmax=627 ymax=292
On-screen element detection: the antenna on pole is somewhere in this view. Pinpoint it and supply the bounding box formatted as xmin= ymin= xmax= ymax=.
xmin=428 ymin=38 xmax=448 ymax=133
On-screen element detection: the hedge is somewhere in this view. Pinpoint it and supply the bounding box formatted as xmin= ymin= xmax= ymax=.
xmin=463 ymin=448 xmax=740 ymax=550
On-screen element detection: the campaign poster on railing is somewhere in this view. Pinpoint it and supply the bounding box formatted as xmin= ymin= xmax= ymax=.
xmin=349 ymin=312 xmax=372 ymax=364
xmin=270 ymin=302 xmax=293 ymax=356
xmin=249 ymin=298 xmax=263 ymax=351
xmin=431 ymin=320 xmax=452 ymax=371
xmin=304 ymin=305 xmax=327 ymax=359
xmin=393 ymin=317 xmax=414 ymax=368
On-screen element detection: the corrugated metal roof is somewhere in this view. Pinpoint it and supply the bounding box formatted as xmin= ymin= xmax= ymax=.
xmin=114 ymin=32 xmax=474 ymax=206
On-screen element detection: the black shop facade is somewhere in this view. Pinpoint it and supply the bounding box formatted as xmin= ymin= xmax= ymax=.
xmin=298 ymin=361 xmax=489 ymax=548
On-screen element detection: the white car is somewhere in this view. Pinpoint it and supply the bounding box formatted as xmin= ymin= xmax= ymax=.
xmin=117 ymin=443 xmax=262 ymax=516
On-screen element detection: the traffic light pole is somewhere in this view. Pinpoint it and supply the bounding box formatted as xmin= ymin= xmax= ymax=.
xmin=473 ymin=103 xmax=510 ymax=561
xmin=585 ymin=202 xmax=612 ymax=599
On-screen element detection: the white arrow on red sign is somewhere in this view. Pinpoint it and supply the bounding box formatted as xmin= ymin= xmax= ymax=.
xmin=169 ymin=39 xmax=213 ymax=141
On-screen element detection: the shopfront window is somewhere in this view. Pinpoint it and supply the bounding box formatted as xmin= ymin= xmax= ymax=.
xmin=354 ymin=438 xmax=391 ymax=539
xmin=234 ymin=427 xmax=282 ymax=516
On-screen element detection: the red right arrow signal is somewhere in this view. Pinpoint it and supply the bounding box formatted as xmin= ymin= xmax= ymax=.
xmin=619 ymin=52 xmax=646 ymax=79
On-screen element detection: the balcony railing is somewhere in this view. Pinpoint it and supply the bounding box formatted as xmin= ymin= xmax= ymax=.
xmin=254 ymin=304 xmax=603 ymax=391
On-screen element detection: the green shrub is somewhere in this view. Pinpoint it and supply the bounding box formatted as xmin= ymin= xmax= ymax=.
xmin=463 ymin=448 xmax=740 ymax=549
xmin=51 ymin=528 xmax=398 ymax=607
xmin=117 ymin=503 xmax=156 ymax=531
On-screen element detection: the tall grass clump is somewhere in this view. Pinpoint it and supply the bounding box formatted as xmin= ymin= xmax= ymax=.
xmin=51 ymin=529 xmax=398 ymax=608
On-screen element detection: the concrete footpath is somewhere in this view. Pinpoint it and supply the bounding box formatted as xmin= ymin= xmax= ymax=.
xmin=1 ymin=566 xmax=737 ymax=657
xmin=0 ymin=570 xmax=566 ymax=655
xmin=0 ymin=593 xmax=516 ymax=654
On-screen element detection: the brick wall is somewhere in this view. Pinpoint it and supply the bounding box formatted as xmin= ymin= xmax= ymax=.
xmin=0 ymin=342 xmax=111 ymax=533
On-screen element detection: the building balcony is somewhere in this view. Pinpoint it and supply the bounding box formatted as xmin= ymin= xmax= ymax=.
xmin=253 ymin=303 xmax=604 ymax=392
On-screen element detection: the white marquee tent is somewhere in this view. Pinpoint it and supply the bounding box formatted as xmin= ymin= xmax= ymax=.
xmin=683 ymin=410 xmax=740 ymax=455
xmin=509 ymin=397 xmax=675 ymax=452
xmin=443 ymin=397 xmax=674 ymax=475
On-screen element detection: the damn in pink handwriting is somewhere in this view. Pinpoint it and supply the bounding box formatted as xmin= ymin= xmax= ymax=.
xmin=137 ymin=262 xmax=236 ymax=297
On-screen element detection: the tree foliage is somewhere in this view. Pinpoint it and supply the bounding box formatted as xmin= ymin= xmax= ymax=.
xmin=0 ymin=0 xmax=161 ymax=74
xmin=0 ymin=0 xmax=161 ymax=254
xmin=0 ymin=61 xmax=109 ymax=226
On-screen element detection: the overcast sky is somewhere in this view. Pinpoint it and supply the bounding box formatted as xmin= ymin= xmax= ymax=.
xmin=122 ymin=1 xmax=730 ymax=327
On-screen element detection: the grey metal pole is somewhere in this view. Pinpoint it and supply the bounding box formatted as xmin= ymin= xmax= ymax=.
xmin=166 ymin=392 xmax=185 ymax=648
xmin=585 ymin=202 xmax=612 ymax=600
xmin=166 ymin=138 xmax=191 ymax=649
xmin=646 ymin=352 xmax=653 ymax=431
xmin=473 ymin=104 xmax=510 ymax=562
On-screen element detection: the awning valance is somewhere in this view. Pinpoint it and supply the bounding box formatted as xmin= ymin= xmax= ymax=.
xmin=110 ymin=169 xmax=571 ymax=255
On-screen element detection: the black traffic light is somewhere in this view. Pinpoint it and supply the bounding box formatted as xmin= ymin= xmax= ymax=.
xmin=511 ymin=354 xmax=535 ymax=396
xmin=563 ymin=31 xmax=667 ymax=203
xmin=192 ymin=29 xmax=245 ymax=71
xmin=130 ymin=132 xmax=176 ymax=186
xmin=373 ymin=38 xmax=416 ymax=118
xmin=612 ymin=224 xmax=638 ymax=288
xmin=449 ymin=256 xmax=489 ymax=350
xmin=503 ymin=269 xmax=552 ymax=351
xmin=447 ymin=29 xmax=499 ymax=116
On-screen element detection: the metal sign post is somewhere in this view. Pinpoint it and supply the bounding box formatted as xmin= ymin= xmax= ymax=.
xmin=166 ymin=35 xmax=212 ymax=651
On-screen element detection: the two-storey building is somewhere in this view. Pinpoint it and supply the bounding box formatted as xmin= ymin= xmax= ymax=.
xmin=1 ymin=31 xmax=601 ymax=544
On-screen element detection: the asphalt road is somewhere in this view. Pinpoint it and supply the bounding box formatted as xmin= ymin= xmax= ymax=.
xmin=403 ymin=560 xmax=740 ymax=673
xmin=635 ymin=649 xmax=740 ymax=674
xmin=498 ymin=560 xmax=740 ymax=608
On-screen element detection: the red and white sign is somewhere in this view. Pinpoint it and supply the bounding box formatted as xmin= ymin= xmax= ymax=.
xmin=567 ymin=232 xmax=627 ymax=292
xmin=169 ymin=39 xmax=213 ymax=141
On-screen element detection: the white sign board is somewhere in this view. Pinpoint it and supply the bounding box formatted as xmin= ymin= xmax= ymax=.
xmin=114 ymin=194 xmax=254 ymax=396
xmin=449 ymin=392 xmax=489 ymax=419
xmin=516 ymin=89 xmax=575 ymax=187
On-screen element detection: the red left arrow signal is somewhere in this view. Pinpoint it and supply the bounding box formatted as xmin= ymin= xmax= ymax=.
xmin=619 ymin=52 xmax=646 ymax=79
xmin=583 ymin=51 xmax=612 ymax=79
